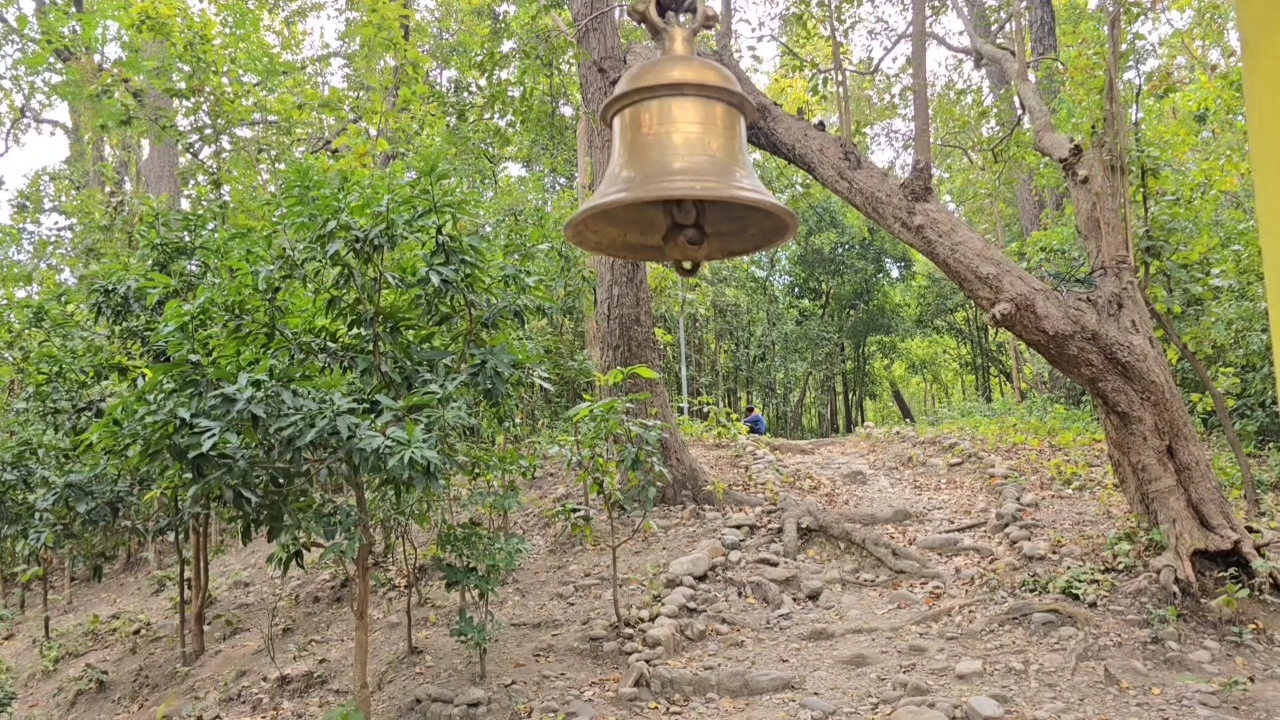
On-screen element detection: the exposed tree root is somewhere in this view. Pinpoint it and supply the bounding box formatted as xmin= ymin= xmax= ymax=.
xmin=780 ymin=497 xmax=937 ymax=578
xmin=806 ymin=595 xmax=989 ymax=641
xmin=970 ymin=600 xmax=1092 ymax=633
xmin=938 ymin=519 xmax=987 ymax=534
xmin=708 ymin=488 xmax=766 ymax=508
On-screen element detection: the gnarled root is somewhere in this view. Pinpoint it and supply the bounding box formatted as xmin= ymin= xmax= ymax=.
xmin=780 ymin=497 xmax=938 ymax=578
xmin=1150 ymin=532 xmax=1280 ymax=600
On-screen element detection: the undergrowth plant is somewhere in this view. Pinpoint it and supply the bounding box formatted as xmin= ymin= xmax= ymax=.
xmin=0 ymin=658 xmax=14 ymax=718
xmin=562 ymin=366 xmax=669 ymax=629
xmin=433 ymin=520 xmax=526 ymax=679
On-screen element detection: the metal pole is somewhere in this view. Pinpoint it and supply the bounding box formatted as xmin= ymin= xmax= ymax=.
xmin=678 ymin=278 xmax=689 ymax=417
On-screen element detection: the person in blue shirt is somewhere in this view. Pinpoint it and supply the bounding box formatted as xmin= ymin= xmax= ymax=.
xmin=743 ymin=405 xmax=767 ymax=436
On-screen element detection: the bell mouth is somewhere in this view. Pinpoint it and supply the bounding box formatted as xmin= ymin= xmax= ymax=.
xmin=564 ymin=194 xmax=799 ymax=264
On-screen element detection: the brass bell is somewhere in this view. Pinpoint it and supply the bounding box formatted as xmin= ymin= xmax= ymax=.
xmin=564 ymin=1 xmax=799 ymax=277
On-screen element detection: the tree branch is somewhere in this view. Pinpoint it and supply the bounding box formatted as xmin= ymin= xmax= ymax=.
xmin=948 ymin=0 xmax=1077 ymax=167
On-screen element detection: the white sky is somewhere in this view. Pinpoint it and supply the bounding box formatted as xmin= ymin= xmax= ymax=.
xmin=0 ymin=0 xmax=932 ymax=222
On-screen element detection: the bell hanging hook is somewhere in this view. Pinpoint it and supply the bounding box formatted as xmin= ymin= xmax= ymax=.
xmin=627 ymin=0 xmax=719 ymax=43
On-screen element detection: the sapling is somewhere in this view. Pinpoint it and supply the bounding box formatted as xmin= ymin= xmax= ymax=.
xmin=564 ymin=366 xmax=669 ymax=628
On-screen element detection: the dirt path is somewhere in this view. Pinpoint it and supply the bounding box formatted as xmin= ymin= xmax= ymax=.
xmin=2 ymin=427 xmax=1278 ymax=720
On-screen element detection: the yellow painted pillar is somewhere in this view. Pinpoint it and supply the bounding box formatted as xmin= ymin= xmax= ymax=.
xmin=1237 ymin=1 xmax=1280 ymax=403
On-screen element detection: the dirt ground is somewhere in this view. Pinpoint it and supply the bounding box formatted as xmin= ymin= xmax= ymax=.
xmin=3 ymin=426 xmax=1279 ymax=720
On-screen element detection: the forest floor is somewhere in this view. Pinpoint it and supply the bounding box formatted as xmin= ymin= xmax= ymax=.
xmin=3 ymin=426 xmax=1280 ymax=720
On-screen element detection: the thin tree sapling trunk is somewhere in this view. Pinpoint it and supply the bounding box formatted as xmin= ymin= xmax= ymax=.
xmin=63 ymin=555 xmax=72 ymax=608
xmin=1149 ymin=304 xmax=1260 ymax=517
xmin=351 ymin=473 xmax=374 ymax=718
xmin=40 ymin=551 xmax=50 ymax=641
xmin=175 ymin=518 xmax=186 ymax=663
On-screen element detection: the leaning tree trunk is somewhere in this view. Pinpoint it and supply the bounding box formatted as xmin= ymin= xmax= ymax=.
xmin=569 ymin=0 xmax=710 ymax=503
xmin=700 ymin=0 xmax=1276 ymax=589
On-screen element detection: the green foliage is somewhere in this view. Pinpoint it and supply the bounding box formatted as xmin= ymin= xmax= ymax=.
xmin=1105 ymin=521 xmax=1168 ymax=572
xmin=433 ymin=522 xmax=527 ymax=678
xmin=72 ymin=663 xmax=109 ymax=694
xmin=676 ymin=398 xmax=747 ymax=442
xmin=924 ymin=399 xmax=1105 ymax=451
xmin=321 ymin=701 xmax=367 ymax=720
xmin=1020 ymin=565 xmax=1117 ymax=603
xmin=37 ymin=638 xmax=62 ymax=673
xmin=0 ymin=658 xmax=15 ymax=718
xmin=559 ymin=366 xmax=669 ymax=626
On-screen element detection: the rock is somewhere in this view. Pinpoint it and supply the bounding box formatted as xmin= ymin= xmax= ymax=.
xmin=565 ymin=700 xmax=596 ymax=718
xmin=744 ymin=670 xmax=798 ymax=695
xmin=1201 ymin=639 xmax=1222 ymax=652
xmin=905 ymin=678 xmax=931 ymax=697
xmin=906 ymin=641 xmax=937 ymax=655
xmin=760 ymin=566 xmax=798 ymax=584
xmin=556 ymin=585 xmax=577 ymax=600
xmin=454 ymin=687 xmax=488 ymax=706
xmin=888 ymin=590 xmax=923 ymax=606
xmin=996 ymin=503 xmax=1024 ymax=524
xmin=1056 ymin=627 xmax=1078 ymax=640
xmin=1007 ymin=529 xmax=1032 ymax=543
xmin=801 ymin=579 xmax=825 ymax=599
xmin=533 ymin=701 xmax=560 ymax=716
xmin=1034 ymin=703 xmax=1068 ymax=720
xmin=1194 ymin=694 xmax=1221 ymax=708
xmin=1021 ymin=542 xmax=1050 ymax=560
xmin=617 ymin=687 xmax=641 ymax=702
xmin=662 ymin=586 xmax=695 ymax=607
xmin=965 ymin=696 xmax=1004 ymax=720
xmin=1020 ymin=493 xmax=1040 ymax=508
xmin=987 ymin=468 xmax=1014 ymax=478
xmin=620 ymin=661 xmax=650 ymax=689
xmin=843 ymin=465 xmax=870 ymax=483
xmin=668 ymin=553 xmax=711 ymax=579
xmin=1031 ymin=612 xmax=1059 ymax=626
xmin=696 ymin=539 xmax=727 ymax=559
xmin=835 ymin=651 xmax=882 ymax=668
xmin=418 ymin=687 xmax=457 ymax=704
xmin=918 ymin=535 xmax=962 ymax=551
xmin=725 ymin=514 xmax=757 ymax=529
xmin=890 ymin=708 xmax=948 ymax=720
xmin=1041 ymin=653 xmax=1065 ymax=668
xmin=602 ymin=641 xmax=620 ymax=655
xmin=1188 ymin=649 xmax=1213 ymax=664
xmin=643 ymin=626 xmax=682 ymax=656
xmin=880 ymin=689 xmax=906 ymax=705
xmin=954 ymin=660 xmax=985 ymax=680
xmin=800 ymin=697 xmax=839 ymax=716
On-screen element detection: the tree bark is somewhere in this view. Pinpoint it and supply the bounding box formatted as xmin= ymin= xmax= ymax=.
xmin=62 ymin=555 xmax=72 ymax=608
xmin=1149 ymin=305 xmax=1260 ymax=517
xmin=569 ymin=0 xmax=710 ymax=503
xmin=890 ymin=382 xmax=917 ymax=424
xmin=352 ymin=475 xmax=374 ymax=718
xmin=1008 ymin=335 xmax=1025 ymax=404
xmin=174 ymin=517 xmax=186 ymax=664
xmin=706 ymin=0 xmax=1274 ymax=589
xmin=40 ymin=551 xmax=50 ymax=641
xmin=189 ymin=513 xmax=209 ymax=659
xmin=138 ymin=41 xmax=180 ymax=204
xmin=905 ymin=0 xmax=932 ymax=199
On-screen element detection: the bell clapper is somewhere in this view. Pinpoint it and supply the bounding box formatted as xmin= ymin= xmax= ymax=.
xmin=663 ymin=199 xmax=709 ymax=261
xmin=672 ymin=261 xmax=702 ymax=278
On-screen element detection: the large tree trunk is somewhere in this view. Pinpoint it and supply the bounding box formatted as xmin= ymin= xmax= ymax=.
xmin=569 ymin=0 xmax=710 ymax=503
xmin=701 ymin=0 xmax=1274 ymax=588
